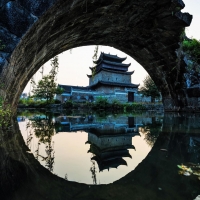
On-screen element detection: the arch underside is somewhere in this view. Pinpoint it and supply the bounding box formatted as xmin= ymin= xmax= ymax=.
xmin=0 ymin=0 xmax=192 ymax=109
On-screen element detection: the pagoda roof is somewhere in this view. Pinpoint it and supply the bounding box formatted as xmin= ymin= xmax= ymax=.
xmin=87 ymin=68 xmax=134 ymax=78
xmin=92 ymin=157 xmax=127 ymax=172
xmin=90 ymin=60 xmax=131 ymax=73
xmin=94 ymin=52 xmax=127 ymax=65
xmin=90 ymin=149 xmax=132 ymax=161
xmin=89 ymin=81 xmax=139 ymax=89
xmin=86 ymin=129 xmax=139 ymax=137
xmin=87 ymin=143 xmax=135 ymax=153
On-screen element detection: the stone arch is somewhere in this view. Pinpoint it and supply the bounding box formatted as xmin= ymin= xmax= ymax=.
xmin=0 ymin=0 xmax=192 ymax=111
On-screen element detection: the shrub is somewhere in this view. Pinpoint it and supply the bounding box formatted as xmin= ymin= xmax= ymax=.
xmin=123 ymin=102 xmax=146 ymax=112
xmin=111 ymin=99 xmax=122 ymax=110
xmin=95 ymin=96 xmax=109 ymax=109
xmin=64 ymin=100 xmax=73 ymax=108
xmin=182 ymin=38 xmax=200 ymax=64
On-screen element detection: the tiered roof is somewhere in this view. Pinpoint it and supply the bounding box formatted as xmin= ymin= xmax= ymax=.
xmin=94 ymin=52 xmax=127 ymax=64
xmin=86 ymin=130 xmax=139 ymax=172
xmin=89 ymin=80 xmax=139 ymax=89
xmin=87 ymin=52 xmax=133 ymax=77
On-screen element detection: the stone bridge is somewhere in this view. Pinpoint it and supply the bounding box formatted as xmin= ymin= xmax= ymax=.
xmin=0 ymin=0 xmax=193 ymax=111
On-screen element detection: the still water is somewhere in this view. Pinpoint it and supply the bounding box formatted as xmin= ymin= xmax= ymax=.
xmin=17 ymin=111 xmax=163 ymax=185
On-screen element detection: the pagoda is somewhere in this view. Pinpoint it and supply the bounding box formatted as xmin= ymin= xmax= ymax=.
xmin=56 ymin=52 xmax=140 ymax=103
xmin=87 ymin=52 xmax=139 ymax=102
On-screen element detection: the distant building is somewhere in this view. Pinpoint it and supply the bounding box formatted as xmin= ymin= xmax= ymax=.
xmin=56 ymin=52 xmax=140 ymax=103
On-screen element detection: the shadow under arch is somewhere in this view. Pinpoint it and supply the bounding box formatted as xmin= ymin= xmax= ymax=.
xmin=1 ymin=113 xmax=200 ymax=199
xmin=0 ymin=0 xmax=192 ymax=111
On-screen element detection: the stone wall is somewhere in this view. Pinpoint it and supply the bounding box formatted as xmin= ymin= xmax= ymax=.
xmin=89 ymin=71 xmax=131 ymax=85
xmin=88 ymin=132 xmax=133 ymax=149
xmin=57 ymin=88 xmax=153 ymax=104
xmin=95 ymin=85 xmax=122 ymax=93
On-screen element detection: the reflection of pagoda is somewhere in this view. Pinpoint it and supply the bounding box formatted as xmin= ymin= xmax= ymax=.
xmin=86 ymin=126 xmax=139 ymax=172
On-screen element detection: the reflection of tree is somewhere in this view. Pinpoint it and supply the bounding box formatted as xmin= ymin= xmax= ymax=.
xmin=90 ymin=154 xmax=97 ymax=185
xmin=26 ymin=112 xmax=55 ymax=172
xmin=35 ymin=142 xmax=40 ymax=161
xmin=40 ymin=141 xmax=55 ymax=173
xmin=26 ymin=130 xmax=33 ymax=149
xmin=140 ymin=119 xmax=162 ymax=147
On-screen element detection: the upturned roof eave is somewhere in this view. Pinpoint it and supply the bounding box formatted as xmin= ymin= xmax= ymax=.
xmin=87 ymin=68 xmax=134 ymax=78
xmin=89 ymin=81 xmax=139 ymax=89
xmin=94 ymin=52 xmax=127 ymax=64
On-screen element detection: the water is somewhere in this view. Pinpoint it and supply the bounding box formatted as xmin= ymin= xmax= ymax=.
xmin=17 ymin=111 xmax=163 ymax=184
xmin=14 ymin=110 xmax=200 ymax=199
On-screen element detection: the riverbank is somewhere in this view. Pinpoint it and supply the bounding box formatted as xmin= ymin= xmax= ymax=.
xmin=18 ymin=100 xmax=164 ymax=112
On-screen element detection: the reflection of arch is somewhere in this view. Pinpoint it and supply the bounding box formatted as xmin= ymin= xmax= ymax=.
xmin=2 ymin=114 xmax=200 ymax=198
xmin=0 ymin=1 xmax=192 ymax=110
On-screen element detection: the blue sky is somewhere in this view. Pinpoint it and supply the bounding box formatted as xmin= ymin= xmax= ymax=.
xmin=23 ymin=1 xmax=200 ymax=93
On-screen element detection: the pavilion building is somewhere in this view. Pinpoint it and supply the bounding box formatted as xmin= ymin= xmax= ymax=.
xmin=56 ymin=52 xmax=140 ymax=103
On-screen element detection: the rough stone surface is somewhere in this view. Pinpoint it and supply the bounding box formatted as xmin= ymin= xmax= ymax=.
xmin=0 ymin=0 xmax=195 ymax=111
xmin=89 ymin=71 xmax=132 ymax=85
xmin=0 ymin=2 xmax=36 ymax=37
xmin=17 ymin=0 xmax=56 ymax=17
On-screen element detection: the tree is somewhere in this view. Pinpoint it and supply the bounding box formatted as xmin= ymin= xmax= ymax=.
xmin=182 ymin=38 xmax=200 ymax=64
xmin=139 ymin=75 xmax=160 ymax=103
xmin=26 ymin=113 xmax=55 ymax=172
xmin=32 ymin=56 xmax=63 ymax=103
xmin=92 ymin=45 xmax=99 ymax=78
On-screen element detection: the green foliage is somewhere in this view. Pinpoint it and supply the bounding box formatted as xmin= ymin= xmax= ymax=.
xmin=111 ymin=99 xmax=123 ymax=110
xmin=0 ymin=46 xmax=12 ymax=129
xmin=94 ymin=96 xmax=109 ymax=109
xmin=182 ymin=38 xmax=200 ymax=64
xmin=64 ymin=100 xmax=73 ymax=108
xmin=139 ymin=75 xmax=160 ymax=103
xmin=26 ymin=113 xmax=55 ymax=172
xmin=123 ymin=102 xmax=146 ymax=112
xmin=0 ymin=103 xmax=12 ymax=129
xmin=18 ymin=97 xmax=62 ymax=107
xmin=32 ymin=56 xmax=62 ymax=103
xmin=0 ymin=84 xmax=12 ymax=129
xmin=32 ymin=76 xmax=57 ymax=102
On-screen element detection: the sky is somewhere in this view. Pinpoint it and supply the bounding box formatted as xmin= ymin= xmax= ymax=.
xmin=23 ymin=0 xmax=200 ymax=94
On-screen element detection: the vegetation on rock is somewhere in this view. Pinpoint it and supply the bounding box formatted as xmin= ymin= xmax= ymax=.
xmin=0 ymin=85 xmax=12 ymax=129
xmin=182 ymin=38 xmax=200 ymax=64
